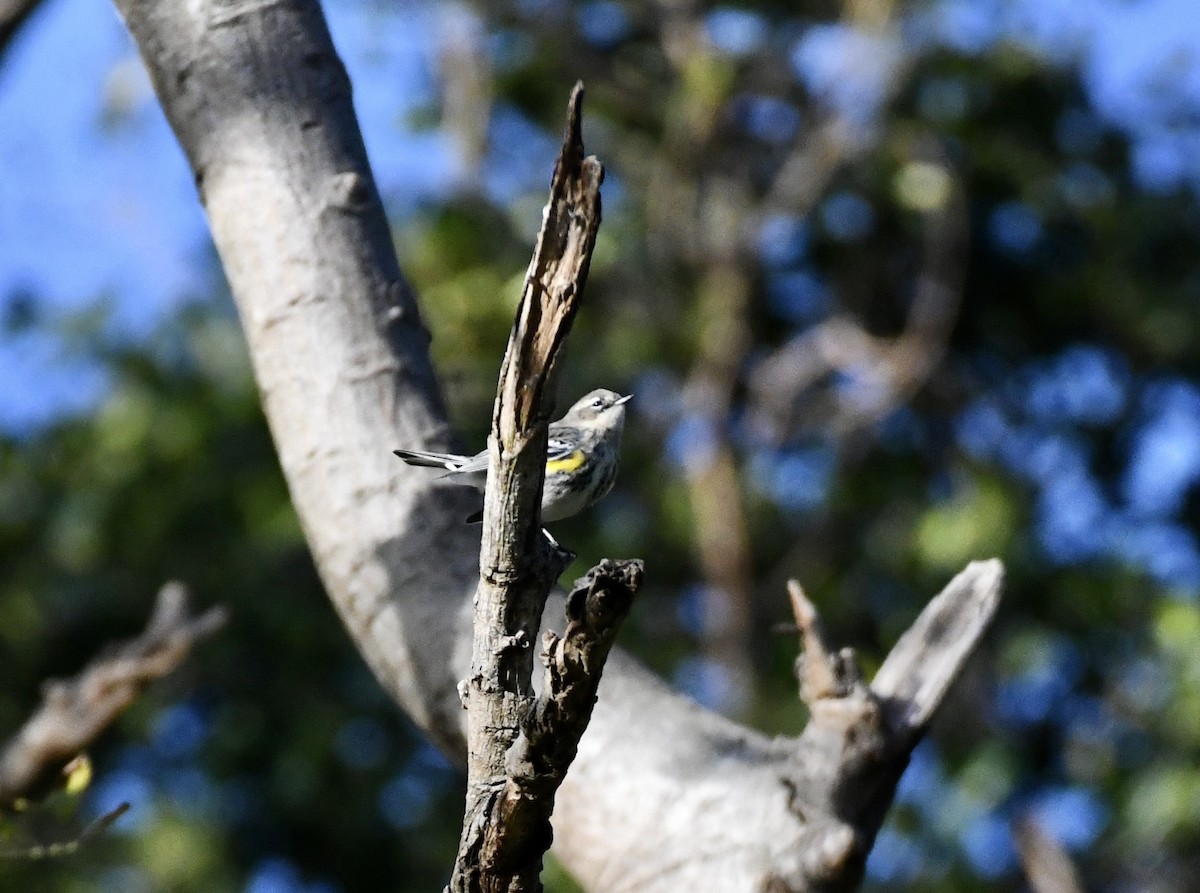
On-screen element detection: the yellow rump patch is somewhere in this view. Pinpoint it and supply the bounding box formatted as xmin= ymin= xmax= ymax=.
xmin=546 ymin=450 xmax=586 ymax=474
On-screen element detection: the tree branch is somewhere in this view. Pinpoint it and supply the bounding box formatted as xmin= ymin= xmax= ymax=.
xmin=775 ymin=561 xmax=1003 ymax=891
xmin=494 ymin=560 xmax=643 ymax=880
xmin=451 ymin=82 xmax=608 ymax=893
xmin=0 ymin=583 xmax=227 ymax=805
xmin=112 ymin=0 xmax=477 ymax=756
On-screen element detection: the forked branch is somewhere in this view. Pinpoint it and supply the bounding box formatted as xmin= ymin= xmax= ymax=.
xmin=775 ymin=561 xmax=1003 ymax=891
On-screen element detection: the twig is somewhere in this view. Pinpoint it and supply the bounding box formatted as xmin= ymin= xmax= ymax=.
xmin=0 ymin=583 xmax=228 ymax=804
xmin=0 ymin=802 xmax=131 ymax=860
xmin=450 ymin=82 xmax=606 ymax=893
xmin=787 ymin=580 xmax=859 ymax=703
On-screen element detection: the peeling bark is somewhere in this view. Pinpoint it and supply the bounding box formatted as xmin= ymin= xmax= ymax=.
xmin=450 ymin=87 xmax=635 ymax=893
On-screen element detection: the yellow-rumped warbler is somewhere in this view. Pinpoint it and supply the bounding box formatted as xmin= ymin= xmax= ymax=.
xmin=393 ymin=389 xmax=631 ymax=523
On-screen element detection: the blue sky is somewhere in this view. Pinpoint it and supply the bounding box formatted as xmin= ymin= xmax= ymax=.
xmin=0 ymin=0 xmax=453 ymax=428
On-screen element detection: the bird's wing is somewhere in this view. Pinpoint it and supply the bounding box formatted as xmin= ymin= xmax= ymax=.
xmin=546 ymin=429 xmax=587 ymax=473
xmin=546 ymin=426 xmax=581 ymax=461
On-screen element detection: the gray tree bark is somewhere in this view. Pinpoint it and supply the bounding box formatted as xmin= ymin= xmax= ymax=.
xmin=109 ymin=1 xmax=1004 ymax=890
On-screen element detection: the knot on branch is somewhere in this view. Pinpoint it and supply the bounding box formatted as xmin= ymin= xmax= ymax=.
xmin=564 ymin=558 xmax=644 ymax=630
xmin=327 ymin=170 xmax=372 ymax=212
xmin=497 ymin=631 xmax=531 ymax=655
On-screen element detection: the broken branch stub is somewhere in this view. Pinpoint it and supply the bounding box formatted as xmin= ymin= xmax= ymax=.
xmin=492 ymin=559 xmax=645 ymax=868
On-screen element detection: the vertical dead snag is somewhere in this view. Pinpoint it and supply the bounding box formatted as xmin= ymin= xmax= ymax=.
xmin=450 ymin=84 xmax=636 ymax=893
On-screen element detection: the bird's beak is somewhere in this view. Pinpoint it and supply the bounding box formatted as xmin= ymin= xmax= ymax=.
xmin=615 ymin=394 xmax=633 ymax=406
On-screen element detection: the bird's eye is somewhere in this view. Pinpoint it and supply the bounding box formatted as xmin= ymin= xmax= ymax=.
xmin=591 ymin=398 xmax=605 ymax=409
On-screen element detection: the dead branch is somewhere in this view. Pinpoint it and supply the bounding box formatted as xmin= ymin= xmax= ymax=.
xmin=0 ymin=583 xmax=227 ymax=805
xmin=495 ymin=560 xmax=644 ymax=877
xmin=774 ymin=560 xmax=1003 ymax=891
xmin=450 ymin=83 xmax=608 ymax=893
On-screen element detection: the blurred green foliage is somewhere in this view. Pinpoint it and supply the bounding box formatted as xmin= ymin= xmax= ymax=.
xmin=0 ymin=309 xmax=463 ymax=891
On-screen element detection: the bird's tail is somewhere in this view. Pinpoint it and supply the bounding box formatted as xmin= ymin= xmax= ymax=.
xmin=392 ymin=448 xmax=470 ymax=471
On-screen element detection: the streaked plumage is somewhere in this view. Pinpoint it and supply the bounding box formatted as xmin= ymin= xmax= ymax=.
xmin=393 ymin=389 xmax=631 ymax=522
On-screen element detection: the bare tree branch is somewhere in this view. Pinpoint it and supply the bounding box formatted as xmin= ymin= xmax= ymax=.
xmin=871 ymin=559 xmax=1003 ymax=734
xmin=1015 ymin=817 xmax=1087 ymax=893
xmin=112 ymin=0 xmax=478 ymax=757
xmin=0 ymin=583 xmax=226 ymax=805
xmin=493 ymin=560 xmax=643 ymax=883
xmin=451 ymin=82 xmax=608 ymax=893
xmin=774 ymin=561 xmax=1004 ymax=891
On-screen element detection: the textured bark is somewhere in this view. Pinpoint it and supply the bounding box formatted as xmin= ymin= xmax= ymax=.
xmin=492 ymin=560 xmax=643 ymax=887
xmin=0 ymin=583 xmax=225 ymax=804
xmin=110 ymin=2 xmax=1006 ymax=890
xmin=450 ymin=84 xmax=606 ymax=893
xmin=112 ymin=0 xmax=478 ymax=757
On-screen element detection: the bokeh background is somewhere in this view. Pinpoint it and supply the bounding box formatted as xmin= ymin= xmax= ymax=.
xmin=3 ymin=0 xmax=1200 ymax=890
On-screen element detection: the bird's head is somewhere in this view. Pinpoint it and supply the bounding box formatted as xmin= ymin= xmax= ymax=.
xmin=562 ymin=388 xmax=632 ymax=429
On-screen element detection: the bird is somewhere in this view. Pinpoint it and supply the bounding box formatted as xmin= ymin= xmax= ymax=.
xmin=393 ymin=389 xmax=632 ymax=523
